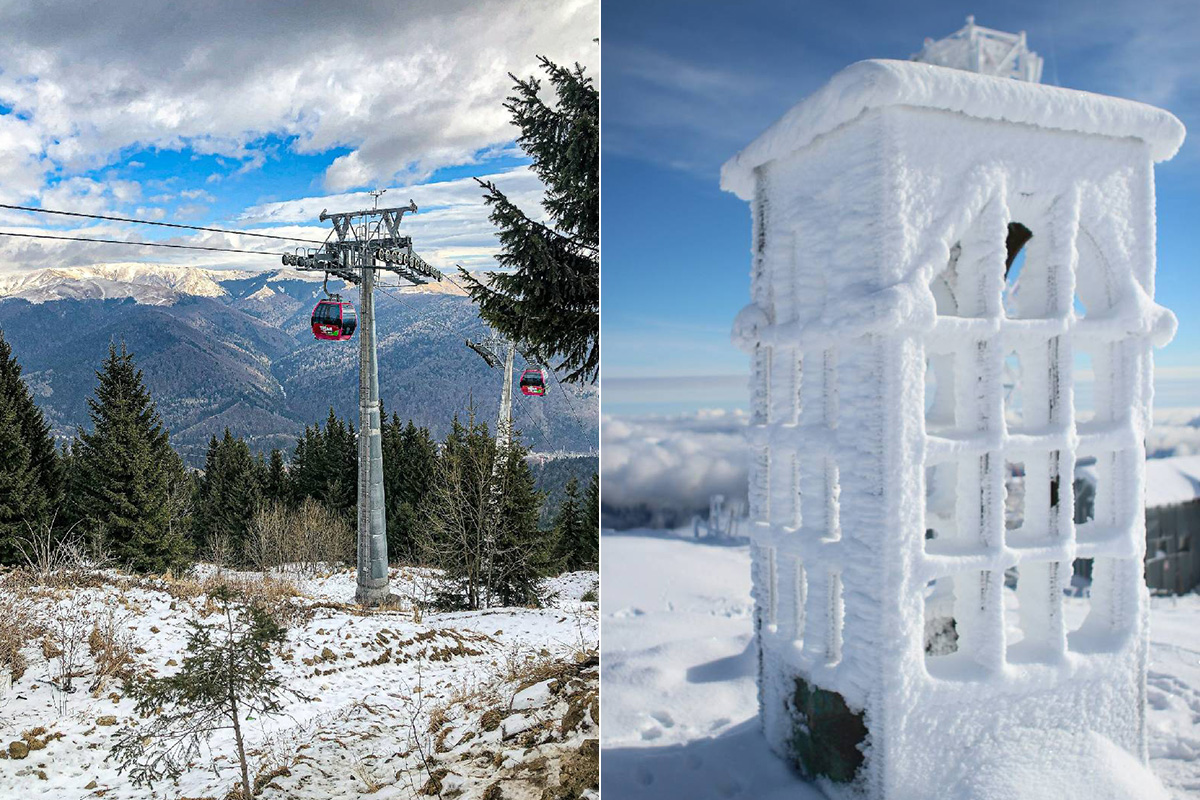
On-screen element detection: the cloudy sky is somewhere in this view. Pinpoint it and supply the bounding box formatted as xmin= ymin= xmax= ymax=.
xmin=603 ymin=0 xmax=1200 ymax=400
xmin=0 ymin=0 xmax=597 ymax=273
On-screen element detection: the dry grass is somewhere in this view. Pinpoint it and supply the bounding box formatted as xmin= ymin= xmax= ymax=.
xmin=0 ymin=596 xmax=36 ymax=682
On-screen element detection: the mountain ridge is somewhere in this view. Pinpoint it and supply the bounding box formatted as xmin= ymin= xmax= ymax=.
xmin=0 ymin=265 xmax=596 ymax=465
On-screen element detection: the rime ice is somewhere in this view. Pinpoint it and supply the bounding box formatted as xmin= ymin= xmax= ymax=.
xmin=723 ymin=58 xmax=1183 ymax=799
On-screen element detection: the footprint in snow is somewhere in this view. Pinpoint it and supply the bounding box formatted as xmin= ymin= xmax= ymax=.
xmin=640 ymin=725 xmax=663 ymax=741
xmin=650 ymin=710 xmax=675 ymax=728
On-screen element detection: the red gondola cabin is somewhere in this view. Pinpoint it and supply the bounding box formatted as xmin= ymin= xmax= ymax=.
xmin=519 ymin=369 xmax=546 ymax=396
xmin=311 ymin=299 xmax=357 ymax=341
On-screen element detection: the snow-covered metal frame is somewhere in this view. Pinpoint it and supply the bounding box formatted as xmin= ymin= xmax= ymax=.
xmin=724 ymin=60 xmax=1183 ymax=798
xmin=912 ymin=15 xmax=1043 ymax=83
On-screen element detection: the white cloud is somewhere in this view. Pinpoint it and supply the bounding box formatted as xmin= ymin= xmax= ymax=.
xmin=601 ymin=410 xmax=750 ymax=519
xmin=0 ymin=0 xmax=598 ymax=195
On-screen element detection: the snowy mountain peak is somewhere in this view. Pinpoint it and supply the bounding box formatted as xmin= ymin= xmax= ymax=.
xmin=0 ymin=262 xmax=473 ymax=304
xmin=0 ymin=263 xmax=254 ymax=305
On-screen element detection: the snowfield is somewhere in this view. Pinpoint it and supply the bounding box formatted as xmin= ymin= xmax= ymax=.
xmin=0 ymin=564 xmax=598 ymax=799
xmin=601 ymin=530 xmax=1200 ymax=799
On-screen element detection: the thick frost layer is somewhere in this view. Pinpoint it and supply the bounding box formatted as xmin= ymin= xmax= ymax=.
xmin=721 ymin=59 xmax=1185 ymax=200
xmin=725 ymin=58 xmax=1183 ymax=800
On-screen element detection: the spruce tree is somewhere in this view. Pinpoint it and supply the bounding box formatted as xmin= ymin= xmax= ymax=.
xmin=385 ymin=417 xmax=438 ymax=563
xmin=110 ymin=585 xmax=295 ymax=794
xmin=289 ymin=410 xmax=356 ymax=517
xmin=193 ymin=430 xmax=263 ymax=562
xmin=552 ymin=477 xmax=595 ymax=572
xmin=71 ymin=343 xmax=192 ymax=573
xmin=0 ymin=330 xmax=61 ymax=554
xmin=490 ymin=439 xmax=550 ymax=606
xmin=584 ymin=471 xmax=599 ymax=543
xmin=459 ymin=57 xmax=598 ymax=384
xmin=263 ymin=449 xmax=289 ymax=507
xmin=0 ymin=394 xmax=37 ymax=563
xmin=419 ymin=415 xmax=493 ymax=609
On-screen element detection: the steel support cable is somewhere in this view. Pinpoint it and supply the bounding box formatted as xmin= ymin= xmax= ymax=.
xmin=0 ymin=230 xmax=280 ymax=256
xmin=0 ymin=202 xmax=328 ymax=245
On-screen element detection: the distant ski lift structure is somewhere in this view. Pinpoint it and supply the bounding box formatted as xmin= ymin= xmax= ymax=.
xmin=311 ymin=297 xmax=357 ymax=341
xmin=519 ymin=368 xmax=546 ymax=396
xmin=912 ymin=16 xmax=1043 ymax=83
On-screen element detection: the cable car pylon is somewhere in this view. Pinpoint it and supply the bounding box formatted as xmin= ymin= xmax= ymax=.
xmin=285 ymin=188 xmax=445 ymax=607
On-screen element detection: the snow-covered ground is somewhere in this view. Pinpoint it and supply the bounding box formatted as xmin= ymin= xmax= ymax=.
xmin=601 ymin=530 xmax=1200 ymax=799
xmin=0 ymin=564 xmax=598 ymax=799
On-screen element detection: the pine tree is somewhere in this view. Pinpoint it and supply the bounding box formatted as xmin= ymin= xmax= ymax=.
xmin=459 ymin=57 xmax=598 ymax=384
xmin=71 ymin=343 xmax=192 ymax=573
xmin=584 ymin=470 xmax=599 ymax=543
xmin=419 ymin=415 xmax=494 ymax=610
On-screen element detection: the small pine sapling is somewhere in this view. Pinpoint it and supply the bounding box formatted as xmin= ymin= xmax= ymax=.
xmin=109 ymin=586 xmax=299 ymax=796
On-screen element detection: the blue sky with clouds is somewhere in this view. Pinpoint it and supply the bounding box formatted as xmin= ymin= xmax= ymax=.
xmin=603 ymin=0 xmax=1200 ymax=395
xmin=0 ymin=0 xmax=597 ymax=275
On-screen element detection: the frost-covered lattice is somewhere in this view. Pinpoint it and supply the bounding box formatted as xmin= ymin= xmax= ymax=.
xmin=724 ymin=58 xmax=1183 ymax=799
xmin=912 ymin=16 xmax=1043 ymax=83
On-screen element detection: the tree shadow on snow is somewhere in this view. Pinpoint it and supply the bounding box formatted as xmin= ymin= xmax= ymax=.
xmin=602 ymin=720 xmax=825 ymax=800
xmin=686 ymin=638 xmax=757 ymax=684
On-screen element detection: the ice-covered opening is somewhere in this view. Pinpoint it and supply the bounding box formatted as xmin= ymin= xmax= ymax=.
xmin=925 ymin=461 xmax=958 ymax=554
xmin=1074 ymin=348 xmax=1097 ymax=425
xmin=1067 ymin=556 xmax=1129 ymax=653
xmin=793 ymin=560 xmax=808 ymax=644
xmin=1007 ymin=560 xmax=1064 ymax=664
xmin=1073 ymin=293 xmax=1088 ymax=319
xmin=1002 ymin=222 xmax=1033 ymax=317
xmin=824 ymin=460 xmax=842 ymax=542
xmin=1003 ymin=565 xmax=1023 ymax=650
xmin=1003 ymin=352 xmax=1023 ymax=428
xmin=827 ymin=571 xmax=844 ymax=666
xmin=923 ymin=575 xmax=959 ymax=659
xmin=1005 ymin=461 xmax=1025 ymax=531
xmin=925 ymin=353 xmax=956 ymax=432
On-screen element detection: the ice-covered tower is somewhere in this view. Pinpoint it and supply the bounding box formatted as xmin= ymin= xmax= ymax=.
xmin=722 ymin=59 xmax=1183 ymax=797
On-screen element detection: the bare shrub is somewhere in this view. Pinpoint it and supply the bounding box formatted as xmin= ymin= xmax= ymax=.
xmin=45 ymin=595 xmax=91 ymax=713
xmin=245 ymin=503 xmax=290 ymax=574
xmin=88 ymin=609 xmax=137 ymax=694
xmin=203 ymin=530 xmax=235 ymax=576
xmin=12 ymin=515 xmax=86 ymax=583
xmin=246 ymin=500 xmax=353 ymax=577
xmin=292 ymin=498 xmax=354 ymax=573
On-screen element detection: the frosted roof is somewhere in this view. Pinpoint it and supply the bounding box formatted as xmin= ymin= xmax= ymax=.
xmin=721 ymin=59 xmax=1185 ymax=200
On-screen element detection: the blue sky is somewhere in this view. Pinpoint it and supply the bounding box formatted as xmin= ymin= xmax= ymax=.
xmin=603 ymin=0 xmax=1200 ymax=394
xmin=0 ymin=0 xmax=597 ymax=274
